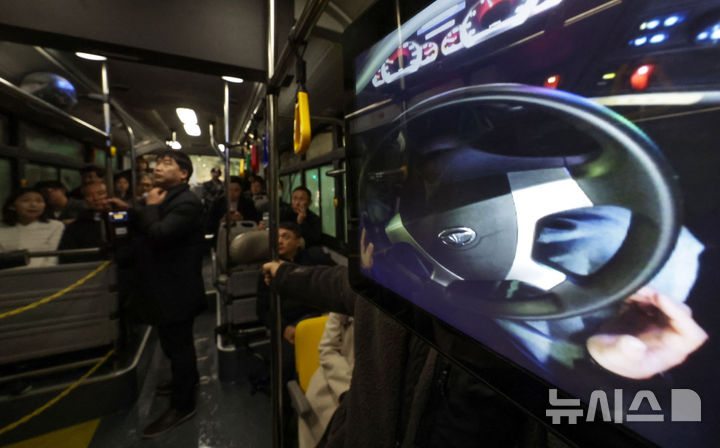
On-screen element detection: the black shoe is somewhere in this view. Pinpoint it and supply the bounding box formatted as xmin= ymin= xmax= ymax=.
xmin=155 ymin=381 xmax=173 ymax=396
xmin=142 ymin=407 xmax=196 ymax=439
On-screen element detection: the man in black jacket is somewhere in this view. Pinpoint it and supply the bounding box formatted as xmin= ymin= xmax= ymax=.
xmin=262 ymin=261 xmax=531 ymax=448
xmin=206 ymin=176 xmax=260 ymax=237
xmin=135 ymin=150 xmax=206 ymax=438
xmin=279 ymin=186 xmax=322 ymax=247
xmin=58 ymin=181 xmax=127 ymax=263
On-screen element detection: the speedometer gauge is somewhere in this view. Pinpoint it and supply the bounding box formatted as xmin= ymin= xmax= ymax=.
xmin=380 ymin=41 xmax=422 ymax=85
xmin=421 ymin=42 xmax=439 ymax=66
xmin=441 ymin=25 xmax=464 ymax=56
xmin=460 ymin=0 xmax=563 ymax=50
xmin=371 ymin=70 xmax=385 ymax=87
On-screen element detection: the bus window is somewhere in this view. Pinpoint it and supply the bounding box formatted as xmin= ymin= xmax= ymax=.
xmin=25 ymin=163 xmax=57 ymax=186
xmin=289 ymin=172 xmax=302 ymax=203
xmin=21 ymin=123 xmax=84 ymax=161
xmin=320 ymin=164 xmax=336 ymax=238
xmin=281 ymin=175 xmax=290 ymax=203
xmin=60 ymin=168 xmax=82 ymax=191
xmin=304 ymin=168 xmax=320 ymax=216
xmin=94 ymin=149 xmax=105 ymax=168
xmin=0 ymin=158 xmax=11 ymax=219
xmin=93 ymin=148 xmax=118 ymax=171
xmin=188 ymin=155 xmax=243 ymax=184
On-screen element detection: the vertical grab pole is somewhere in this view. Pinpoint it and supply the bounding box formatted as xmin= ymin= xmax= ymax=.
xmin=126 ymin=124 xmax=136 ymax=207
xmin=223 ymin=81 xmax=232 ymax=275
xmin=101 ymin=62 xmax=113 ymax=194
xmin=267 ymin=0 xmax=283 ymax=446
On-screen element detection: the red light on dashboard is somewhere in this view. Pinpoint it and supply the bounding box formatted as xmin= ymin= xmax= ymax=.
xmin=631 ymin=64 xmax=654 ymax=91
xmin=544 ymin=75 xmax=560 ymax=89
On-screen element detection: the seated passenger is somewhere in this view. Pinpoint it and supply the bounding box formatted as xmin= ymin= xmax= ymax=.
xmin=250 ymin=176 xmax=269 ymax=215
xmin=136 ymin=172 xmax=154 ymax=201
xmin=35 ymin=180 xmax=87 ymax=225
xmin=69 ymin=164 xmax=105 ymax=199
xmin=262 ymin=260 xmax=533 ymax=448
xmin=206 ymin=176 xmax=259 ymax=235
xmin=257 ymin=221 xmax=335 ymax=446
xmin=114 ymin=171 xmax=133 ymax=202
xmin=280 ymin=186 xmax=321 ymax=247
xmin=257 ymin=221 xmax=334 ymax=332
xmin=0 ymin=188 xmax=64 ymax=267
xmin=299 ymin=312 xmax=354 ymax=448
xmin=58 ymin=181 xmax=127 ymax=263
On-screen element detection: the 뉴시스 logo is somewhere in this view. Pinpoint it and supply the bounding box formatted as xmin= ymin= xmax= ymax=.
xmin=546 ymin=389 xmax=701 ymax=424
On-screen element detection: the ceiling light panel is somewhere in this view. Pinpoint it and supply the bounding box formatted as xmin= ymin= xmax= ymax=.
xmin=184 ymin=123 xmax=201 ymax=137
xmin=176 ymin=107 xmax=198 ymax=124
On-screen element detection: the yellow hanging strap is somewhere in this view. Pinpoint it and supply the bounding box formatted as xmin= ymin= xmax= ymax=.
xmin=294 ymin=90 xmax=311 ymax=155
xmin=0 ymin=260 xmax=112 ymax=320
xmin=0 ymin=348 xmax=115 ymax=436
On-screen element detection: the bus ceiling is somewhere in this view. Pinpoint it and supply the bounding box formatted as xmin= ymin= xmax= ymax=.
xmin=0 ymin=0 xmax=374 ymax=156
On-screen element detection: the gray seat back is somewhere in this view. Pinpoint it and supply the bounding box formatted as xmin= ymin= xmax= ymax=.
xmin=0 ymin=261 xmax=117 ymax=365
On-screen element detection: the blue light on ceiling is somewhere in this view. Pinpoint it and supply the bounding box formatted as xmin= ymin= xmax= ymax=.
xmin=649 ymin=33 xmax=667 ymax=44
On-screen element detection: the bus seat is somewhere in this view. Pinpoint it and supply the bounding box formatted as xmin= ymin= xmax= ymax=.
xmin=229 ymin=228 xmax=270 ymax=267
xmin=215 ymin=220 xmax=258 ymax=272
xmin=287 ymin=315 xmax=329 ymax=417
xmin=0 ymin=261 xmax=117 ymax=365
xmin=294 ymin=315 xmax=329 ymax=392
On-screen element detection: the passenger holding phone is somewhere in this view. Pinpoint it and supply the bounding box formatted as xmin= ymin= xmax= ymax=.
xmin=57 ymin=181 xmax=127 ymax=263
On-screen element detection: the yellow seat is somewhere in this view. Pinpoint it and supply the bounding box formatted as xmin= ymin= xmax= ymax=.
xmin=294 ymin=315 xmax=329 ymax=392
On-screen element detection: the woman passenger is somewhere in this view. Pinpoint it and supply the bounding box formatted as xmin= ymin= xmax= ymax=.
xmin=136 ymin=172 xmax=154 ymax=201
xmin=0 ymin=188 xmax=64 ymax=267
xmin=114 ymin=172 xmax=132 ymax=202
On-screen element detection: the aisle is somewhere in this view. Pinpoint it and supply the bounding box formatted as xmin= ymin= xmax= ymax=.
xmin=88 ymin=310 xmax=272 ymax=448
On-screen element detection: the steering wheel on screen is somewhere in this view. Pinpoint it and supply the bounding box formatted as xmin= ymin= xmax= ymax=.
xmin=360 ymin=84 xmax=681 ymax=320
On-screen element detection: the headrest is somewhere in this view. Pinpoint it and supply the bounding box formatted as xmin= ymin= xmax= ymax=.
xmin=229 ymin=229 xmax=270 ymax=264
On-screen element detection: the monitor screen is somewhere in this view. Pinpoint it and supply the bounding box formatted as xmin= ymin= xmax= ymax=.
xmin=344 ymin=0 xmax=720 ymax=446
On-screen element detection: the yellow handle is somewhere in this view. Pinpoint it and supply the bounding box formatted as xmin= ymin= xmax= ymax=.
xmin=239 ymin=158 xmax=245 ymax=177
xmin=294 ymin=91 xmax=311 ymax=155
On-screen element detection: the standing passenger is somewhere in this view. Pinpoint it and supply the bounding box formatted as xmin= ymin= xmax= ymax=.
xmin=201 ymin=167 xmax=224 ymax=207
xmin=135 ymin=150 xmax=206 ymax=438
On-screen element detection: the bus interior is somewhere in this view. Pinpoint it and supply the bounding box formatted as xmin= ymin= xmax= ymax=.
xmin=0 ymin=0 xmax=719 ymax=447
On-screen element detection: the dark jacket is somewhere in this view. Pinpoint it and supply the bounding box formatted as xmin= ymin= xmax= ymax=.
xmin=53 ymin=197 xmax=87 ymax=221
xmin=132 ymin=184 xmax=206 ymax=324
xmin=271 ymin=264 xmax=535 ymax=448
xmin=280 ymin=205 xmax=322 ymax=247
xmin=202 ymin=178 xmax=224 ymax=206
xmin=257 ymin=247 xmax=335 ymax=328
xmin=207 ymin=195 xmax=260 ymax=235
xmin=57 ymin=209 xmax=109 ymax=263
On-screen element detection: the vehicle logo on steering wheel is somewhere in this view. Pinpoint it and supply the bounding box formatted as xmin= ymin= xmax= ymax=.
xmin=438 ymin=227 xmax=477 ymax=247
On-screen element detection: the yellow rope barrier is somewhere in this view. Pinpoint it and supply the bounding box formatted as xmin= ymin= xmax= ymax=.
xmin=0 ymin=348 xmax=115 ymax=436
xmin=0 ymin=260 xmax=112 ymax=320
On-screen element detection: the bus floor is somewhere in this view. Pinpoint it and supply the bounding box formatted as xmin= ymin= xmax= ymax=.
xmin=92 ymin=309 xmax=272 ymax=448
xmin=5 ymin=309 xmax=272 ymax=448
